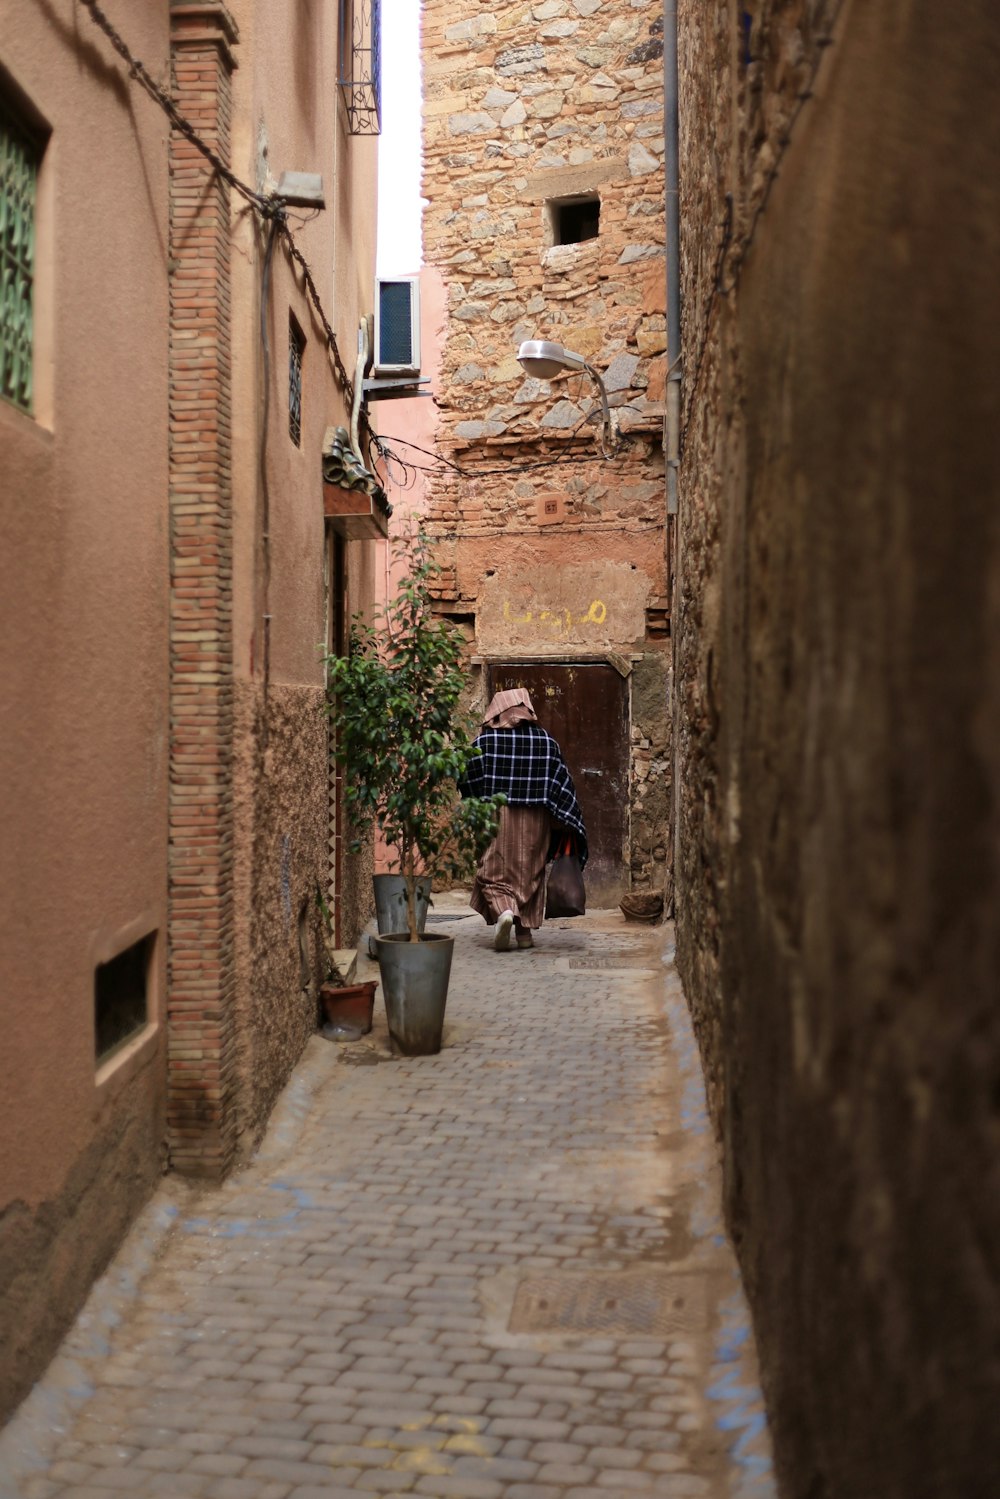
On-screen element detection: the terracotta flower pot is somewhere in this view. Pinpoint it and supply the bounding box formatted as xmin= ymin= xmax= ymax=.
xmin=319 ymin=980 xmax=377 ymax=1036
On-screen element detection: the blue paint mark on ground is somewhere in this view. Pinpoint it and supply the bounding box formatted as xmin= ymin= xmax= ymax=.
xmin=179 ymin=1181 xmax=324 ymax=1241
xmin=661 ymin=943 xmax=775 ymax=1493
xmin=270 ymin=1179 xmax=318 ymax=1212
xmin=708 ymin=1285 xmax=777 ymax=1495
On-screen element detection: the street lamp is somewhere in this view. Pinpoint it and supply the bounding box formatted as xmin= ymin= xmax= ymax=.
xmin=516 ymin=339 xmax=618 ymax=456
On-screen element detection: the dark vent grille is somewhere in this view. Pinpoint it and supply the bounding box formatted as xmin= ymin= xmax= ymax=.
xmin=509 ymin=1270 xmax=709 ymax=1337
xmin=378 ymin=281 xmax=414 ymax=367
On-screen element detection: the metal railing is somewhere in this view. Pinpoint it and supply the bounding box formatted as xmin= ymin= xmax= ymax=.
xmin=339 ymin=0 xmax=382 ymax=136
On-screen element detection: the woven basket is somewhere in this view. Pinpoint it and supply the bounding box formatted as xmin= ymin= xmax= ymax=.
xmin=619 ymin=891 xmax=665 ymax=924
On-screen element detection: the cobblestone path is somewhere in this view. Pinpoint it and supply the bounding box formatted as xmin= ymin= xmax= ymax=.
xmin=1 ymin=903 xmax=774 ymax=1499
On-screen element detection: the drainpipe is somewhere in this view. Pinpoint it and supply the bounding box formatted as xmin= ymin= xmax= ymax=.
xmin=350 ymin=317 xmax=370 ymax=454
xmin=664 ymin=0 xmax=680 ymax=516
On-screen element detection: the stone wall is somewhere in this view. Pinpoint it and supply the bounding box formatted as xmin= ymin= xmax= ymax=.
xmin=674 ymin=2 xmax=1000 ymax=1494
xmin=231 ymin=683 xmax=331 ymax=1158
xmin=420 ymin=0 xmax=671 ymax=895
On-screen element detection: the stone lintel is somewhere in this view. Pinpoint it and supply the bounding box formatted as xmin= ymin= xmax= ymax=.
xmin=524 ymin=157 xmax=628 ymax=201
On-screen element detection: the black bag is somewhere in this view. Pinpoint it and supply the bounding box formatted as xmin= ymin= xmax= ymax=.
xmin=545 ymin=836 xmax=586 ymax=918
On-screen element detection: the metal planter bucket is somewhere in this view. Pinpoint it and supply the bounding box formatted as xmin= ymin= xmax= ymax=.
xmin=373 ymin=874 xmax=431 ymax=937
xmin=375 ymin=932 xmax=454 ymax=1056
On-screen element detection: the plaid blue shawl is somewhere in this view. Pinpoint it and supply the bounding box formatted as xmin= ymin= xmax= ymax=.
xmin=459 ymin=723 xmax=588 ymax=867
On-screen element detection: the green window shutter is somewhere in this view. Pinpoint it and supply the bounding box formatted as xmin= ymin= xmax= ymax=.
xmin=0 ymin=101 xmax=39 ymax=414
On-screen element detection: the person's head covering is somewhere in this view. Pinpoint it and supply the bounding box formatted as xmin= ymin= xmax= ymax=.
xmin=481 ymin=687 xmax=537 ymax=731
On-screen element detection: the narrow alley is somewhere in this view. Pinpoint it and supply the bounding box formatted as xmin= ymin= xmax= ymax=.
xmin=0 ymin=902 xmax=772 ymax=1499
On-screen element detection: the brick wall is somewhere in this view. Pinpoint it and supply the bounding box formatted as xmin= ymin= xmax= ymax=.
xmin=674 ymin=3 xmax=1000 ymax=1493
xmin=167 ymin=3 xmax=239 ymax=1177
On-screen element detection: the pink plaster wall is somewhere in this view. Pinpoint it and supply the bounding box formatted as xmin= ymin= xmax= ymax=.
xmin=370 ymin=266 xmax=448 ymax=874
xmin=229 ymin=0 xmax=381 ymax=691
xmin=374 ymin=265 xmax=449 ymax=602
xmin=223 ymin=0 xmax=382 ymax=1128
xmin=0 ymin=0 xmax=170 ymax=1418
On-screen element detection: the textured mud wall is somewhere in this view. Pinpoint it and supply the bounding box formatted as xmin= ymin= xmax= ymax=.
xmin=675 ymin=2 xmax=1000 ymax=1495
xmin=0 ymin=0 xmax=170 ymax=1422
xmin=420 ymin=0 xmax=671 ymax=894
xmin=232 ymin=683 xmax=334 ymax=1156
xmin=0 ymin=1085 xmax=164 ymax=1424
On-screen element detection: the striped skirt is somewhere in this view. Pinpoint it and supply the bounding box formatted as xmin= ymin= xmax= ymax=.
xmin=470 ymin=805 xmax=551 ymax=930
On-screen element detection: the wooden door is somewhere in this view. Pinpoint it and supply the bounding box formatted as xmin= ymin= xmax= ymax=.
xmin=487 ymin=661 xmax=629 ymax=906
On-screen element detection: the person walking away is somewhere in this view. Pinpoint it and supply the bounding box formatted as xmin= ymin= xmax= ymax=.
xmin=458 ymin=688 xmax=587 ymax=950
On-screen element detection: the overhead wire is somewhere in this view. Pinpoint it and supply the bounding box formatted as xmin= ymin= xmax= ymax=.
xmin=76 ymin=0 xmax=355 ymax=404
xmin=374 ymin=411 xmax=661 ymax=484
xmin=74 ymin=1 xmax=667 ymax=493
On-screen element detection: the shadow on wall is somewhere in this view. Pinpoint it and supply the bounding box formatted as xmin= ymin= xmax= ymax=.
xmin=674 ymin=3 xmax=1000 ymax=1498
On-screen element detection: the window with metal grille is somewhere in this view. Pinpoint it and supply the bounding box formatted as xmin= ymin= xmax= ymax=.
xmin=339 ymin=0 xmax=382 ymax=136
xmin=0 ymin=91 xmax=43 ymax=414
xmin=289 ymin=313 xmax=305 ymax=446
xmin=95 ymin=933 xmax=154 ymax=1062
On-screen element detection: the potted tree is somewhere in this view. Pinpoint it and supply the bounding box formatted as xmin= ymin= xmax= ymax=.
xmin=324 ymin=530 xmax=502 ymax=1055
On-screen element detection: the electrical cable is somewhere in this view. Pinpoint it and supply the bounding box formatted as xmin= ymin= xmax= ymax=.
xmin=373 ymin=418 xmax=661 ymax=482
xmin=75 ymin=0 xmax=355 ymax=403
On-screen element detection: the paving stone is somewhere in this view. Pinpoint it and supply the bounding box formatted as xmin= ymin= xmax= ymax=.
xmin=537 ymin=1463 xmax=597 ymax=1485
xmin=510 ymin=1486 xmax=575 ymax=1499
xmin=230 ymin=1438 xmax=312 ymax=1462
xmin=133 ymin=1447 xmax=196 ymax=1471
xmin=47 ymin=1462 xmax=95 ymax=1484
xmin=451 ymin=1455 xmax=539 ymax=1481
xmin=500 ymin=1437 xmax=534 ymax=1460
xmin=305 ymin=1421 xmax=368 ymax=1444
xmin=22 ymin=1481 xmax=62 ymax=1499
xmin=75 ymin=1468 xmax=143 ymax=1488
xmin=489 ymin=1417 xmax=572 ymax=1441
xmin=242 ymin=1459 xmax=336 ymax=1484
xmin=188 ymin=1455 xmax=252 ymax=1477
xmin=145 ymin=1474 xmax=209 ymax=1496
xmin=206 ymin=1483 xmax=292 ymax=1499
xmin=414 ymin=1478 xmax=503 ymax=1499
xmin=594 ymin=1470 xmax=655 ymax=1488
xmin=0 ymin=912 xmax=774 ymax=1499
xmin=55 ymin=1489 xmax=123 ymax=1499
xmin=287 ymin=1485 xmax=364 ymax=1499
xmin=485 ymin=1398 xmax=541 ymax=1418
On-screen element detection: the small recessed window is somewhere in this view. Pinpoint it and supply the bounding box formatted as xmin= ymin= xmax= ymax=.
xmin=95 ymin=933 xmax=154 ymax=1062
xmin=547 ymin=195 xmax=600 ymax=246
xmin=289 ymin=313 xmax=305 ymax=446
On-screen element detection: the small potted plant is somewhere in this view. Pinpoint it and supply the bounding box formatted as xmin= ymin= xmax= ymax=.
xmin=315 ymin=885 xmax=378 ymax=1039
xmin=324 ymin=529 xmax=502 ymax=1055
